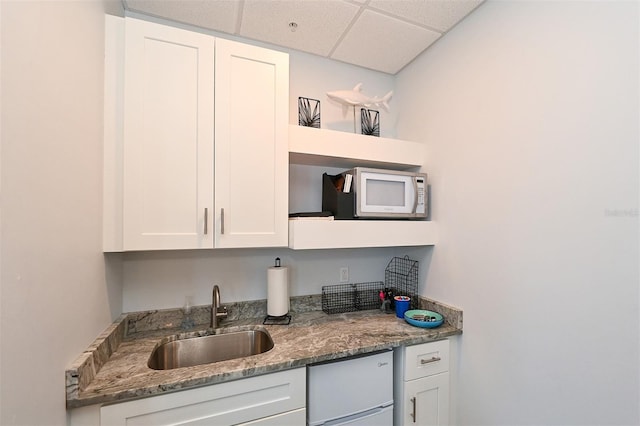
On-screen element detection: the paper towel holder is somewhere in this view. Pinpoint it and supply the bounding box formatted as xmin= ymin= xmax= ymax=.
xmin=264 ymin=257 xmax=292 ymax=325
xmin=263 ymin=314 xmax=291 ymax=325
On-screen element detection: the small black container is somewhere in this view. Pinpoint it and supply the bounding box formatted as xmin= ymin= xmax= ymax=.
xmin=321 ymin=173 xmax=356 ymax=220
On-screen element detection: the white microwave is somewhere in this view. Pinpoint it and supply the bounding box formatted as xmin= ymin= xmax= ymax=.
xmin=348 ymin=167 xmax=428 ymax=219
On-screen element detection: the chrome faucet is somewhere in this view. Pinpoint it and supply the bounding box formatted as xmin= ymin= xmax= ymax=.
xmin=211 ymin=285 xmax=228 ymax=329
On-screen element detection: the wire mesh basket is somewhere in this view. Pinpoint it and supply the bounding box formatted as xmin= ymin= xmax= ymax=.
xmin=321 ymin=281 xmax=384 ymax=314
xmin=320 ymin=256 xmax=420 ymax=314
xmin=385 ymin=256 xmax=419 ymax=310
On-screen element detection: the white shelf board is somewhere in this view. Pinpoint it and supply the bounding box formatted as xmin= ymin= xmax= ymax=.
xmin=288 ymin=220 xmax=437 ymax=250
xmin=289 ymin=125 xmax=424 ymax=169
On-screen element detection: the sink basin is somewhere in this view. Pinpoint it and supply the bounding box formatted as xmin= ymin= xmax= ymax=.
xmin=148 ymin=329 xmax=274 ymax=370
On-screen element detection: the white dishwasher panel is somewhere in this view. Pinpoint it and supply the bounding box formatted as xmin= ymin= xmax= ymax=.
xmin=307 ymin=350 xmax=394 ymax=426
xmin=323 ymin=405 xmax=393 ymax=426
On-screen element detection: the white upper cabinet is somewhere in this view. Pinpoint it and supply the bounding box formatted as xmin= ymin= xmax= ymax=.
xmin=214 ymin=39 xmax=289 ymax=248
xmin=122 ymin=18 xmax=215 ymax=251
xmin=104 ymin=17 xmax=289 ymax=251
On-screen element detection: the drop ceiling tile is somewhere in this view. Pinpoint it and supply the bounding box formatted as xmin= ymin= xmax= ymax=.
xmin=240 ymin=0 xmax=361 ymax=56
xmin=124 ymin=0 xmax=240 ymax=34
xmin=369 ymin=0 xmax=483 ymax=32
xmin=331 ymin=9 xmax=441 ymax=74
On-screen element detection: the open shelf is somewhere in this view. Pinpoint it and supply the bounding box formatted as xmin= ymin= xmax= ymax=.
xmin=288 ymin=220 xmax=437 ymax=250
xmin=287 ymin=125 xmax=435 ymax=250
xmin=289 ymin=125 xmax=424 ymax=169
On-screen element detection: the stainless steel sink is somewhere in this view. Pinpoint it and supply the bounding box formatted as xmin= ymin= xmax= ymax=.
xmin=148 ymin=329 xmax=274 ymax=370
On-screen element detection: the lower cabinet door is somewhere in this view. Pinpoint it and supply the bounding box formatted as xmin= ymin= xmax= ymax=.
xmin=100 ymin=368 xmax=305 ymax=425
xmin=402 ymin=372 xmax=450 ymax=426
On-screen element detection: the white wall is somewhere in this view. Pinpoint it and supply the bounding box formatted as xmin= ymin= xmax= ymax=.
xmin=122 ymin=246 xmax=426 ymax=311
xmin=396 ymin=1 xmax=639 ymax=424
xmin=288 ymin=49 xmax=398 ymax=137
xmin=0 ymin=1 xmax=122 ymax=424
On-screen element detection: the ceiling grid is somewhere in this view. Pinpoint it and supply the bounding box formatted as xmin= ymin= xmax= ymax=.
xmin=123 ymin=0 xmax=484 ymax=74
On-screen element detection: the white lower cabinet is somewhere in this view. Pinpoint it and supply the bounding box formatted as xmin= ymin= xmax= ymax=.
xmin=73 ymin=368 xmax=305 ymax=426
xmin=394 ymin=340 xmax=450 ymax=426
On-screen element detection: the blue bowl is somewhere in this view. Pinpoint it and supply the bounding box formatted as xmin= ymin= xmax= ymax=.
xmin=404 ymin=310 xmax=444 ymax=328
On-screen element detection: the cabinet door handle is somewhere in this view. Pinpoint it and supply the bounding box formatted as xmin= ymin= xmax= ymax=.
xmin=220 ymin=208 xmax=225 ymax=235
xmin=410 ymin=396 xmax=416 ymax=423
xmin=420 ymin=356 xmax=441 ymax=365
xmin=204 ymin=208 xmax=208 ymax=235
xmin=412 ymin=177 xmax=419 ymax=214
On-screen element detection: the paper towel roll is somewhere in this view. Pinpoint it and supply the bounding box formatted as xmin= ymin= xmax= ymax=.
xmin=267 ymin=265 xmax=289 ymax=317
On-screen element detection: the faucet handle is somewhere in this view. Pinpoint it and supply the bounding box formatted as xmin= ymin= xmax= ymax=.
xmin=216 ymin=305 xmax=228 ymax=318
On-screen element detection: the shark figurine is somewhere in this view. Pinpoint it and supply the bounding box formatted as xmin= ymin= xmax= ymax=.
xmin=326 ymin=83 xmax=393 ymax=112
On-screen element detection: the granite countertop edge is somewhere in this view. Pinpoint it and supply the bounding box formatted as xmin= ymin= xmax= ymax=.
xmin=66 ymin=297 xmax=462 ymax=409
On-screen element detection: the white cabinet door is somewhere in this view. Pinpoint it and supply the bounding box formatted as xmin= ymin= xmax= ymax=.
xmin=123 ymin=18 xmax=214 ymax=250
xmin=401 ymin=372 xmax=450 ymax=426
xmin=214 ymin=38 xmax=289 ymax=248
xmin=99 ymin=368 xmax=305 ymax=425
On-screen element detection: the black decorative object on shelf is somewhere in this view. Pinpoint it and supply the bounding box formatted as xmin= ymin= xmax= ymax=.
xmin=360 ymin=108 xmax=380 ymax=137
xmin=298 ymin=97 xmax=321 ymax=128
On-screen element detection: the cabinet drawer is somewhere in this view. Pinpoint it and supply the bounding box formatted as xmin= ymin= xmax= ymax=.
xmin=404 ymin=340 xmax=449 ymax=381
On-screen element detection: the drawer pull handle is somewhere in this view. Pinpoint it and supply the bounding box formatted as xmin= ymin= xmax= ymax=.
xmin=420 ymin=356 xmax=441 ymax=365
xmin=204 ymin=208 xmax=208 ymax=235
xmin=221 ymin=208 xmax=225 ymax=235
xmin=411 ymin=396 xmax=416 ymax=422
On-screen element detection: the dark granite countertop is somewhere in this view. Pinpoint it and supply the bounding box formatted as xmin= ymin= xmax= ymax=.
xmin=66 ymin=296 xmax=462 ymax=409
